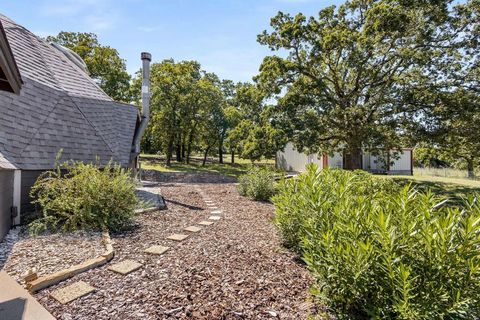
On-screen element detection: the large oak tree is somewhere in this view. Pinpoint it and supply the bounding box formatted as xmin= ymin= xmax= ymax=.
xmin=256 ymin=0 xmax=453 ymax=169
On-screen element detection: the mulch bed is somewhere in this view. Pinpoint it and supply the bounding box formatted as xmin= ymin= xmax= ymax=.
xmin=0 ymin=229 xmax=103 ymax=286
xmin=32 ymin=180 xmax=316 ymax=319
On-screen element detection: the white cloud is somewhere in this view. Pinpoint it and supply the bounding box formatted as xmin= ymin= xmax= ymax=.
xmin=40 ymin=0 xmax=105 ymax=16
xmin=39 ymin=0 xmax=118 ymax=32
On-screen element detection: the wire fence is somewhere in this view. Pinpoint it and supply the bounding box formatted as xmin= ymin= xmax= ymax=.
xmin=414 ymin=167 xmax=480 ymax=180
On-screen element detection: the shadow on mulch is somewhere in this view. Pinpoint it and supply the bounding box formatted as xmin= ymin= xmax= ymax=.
xmin=109 ymin=222 xmax=142 ymax=238
xmin=164 ymin=198 xmax=203 ymax=211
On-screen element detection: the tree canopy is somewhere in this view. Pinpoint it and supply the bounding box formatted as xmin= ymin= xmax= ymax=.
xmin=46 ymin=32 xmax=132 ymax=102
xmin=256 ymin=0 xmax=477 ymax=169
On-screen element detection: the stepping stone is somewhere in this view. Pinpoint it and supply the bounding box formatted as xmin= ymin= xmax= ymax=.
xmin=167 ymin=233 xmax=189 ymax=241
xmin=198 ymin=220 xmax=214 ymax=226
xmin=108 ymin=260 xmax=143 ymax=275
xmin=209 ymin=216 xmax=222 ymax=221
xmin=184 ymin=226 xmax=202 ymax=233
xmin=211 ymin=210 xmax=222 ymax=214
xmin=50 ymin=281 xmax=95 ymax=304
xmin=144 ymin=245 xmax=170 ymax=255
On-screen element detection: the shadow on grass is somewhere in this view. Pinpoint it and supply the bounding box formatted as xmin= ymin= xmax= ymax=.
xmin=391 ymin=178 xmax=480 ymax=206
xmin=140 ymin=155 xmax=275 ymax=178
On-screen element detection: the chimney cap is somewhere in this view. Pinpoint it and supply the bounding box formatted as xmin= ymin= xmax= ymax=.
xmin=141 ymin=52 xmax=152 ymax=61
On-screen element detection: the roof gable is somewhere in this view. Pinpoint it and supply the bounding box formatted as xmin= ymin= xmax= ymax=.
xmin=0 ymin=20 xmax=21 ymax=94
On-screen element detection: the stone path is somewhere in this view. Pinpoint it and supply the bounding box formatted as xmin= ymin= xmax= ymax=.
xmin=49 ymin=184 xmax=224 ymax=305
xmin=107 ymin=260 xmax=143 ymax=275
xmin=50 ymin=281 xmax=95 ymax=304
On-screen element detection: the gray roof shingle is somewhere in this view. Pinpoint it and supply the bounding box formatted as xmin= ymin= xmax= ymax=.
xmin=0 ymin=14 xmax=139 ymax=170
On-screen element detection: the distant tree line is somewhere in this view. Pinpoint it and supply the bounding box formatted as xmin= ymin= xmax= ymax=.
xmin=47 ymin=0 xmax=480 ymax=175
xmin=46 ymin=32 xmax=282 ymax=165
xmin=129 ymin=60 xmax=284 ymax=165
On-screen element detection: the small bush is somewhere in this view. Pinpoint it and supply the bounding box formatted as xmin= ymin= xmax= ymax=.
xmin=29 ymin=161 xmax=138 ymax=234
xmin=238 ymin=167 xmax=276 ymax=201
xmin=273 ymin=165 xmax=480 ymax=319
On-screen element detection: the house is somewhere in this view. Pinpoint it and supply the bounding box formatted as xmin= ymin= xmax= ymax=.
xmin=0 ymin=14 xmax=151 ymax=240
xmin=277 ymin=142 xmax=413 ymax=175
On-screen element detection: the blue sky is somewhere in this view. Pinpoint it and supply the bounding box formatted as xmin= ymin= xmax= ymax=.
xmin=2 ymin=0 xmax=342 ymax=82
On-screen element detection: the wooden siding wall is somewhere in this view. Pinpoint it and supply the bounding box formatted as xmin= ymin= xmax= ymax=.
xmin=0 ymin=170 xmax=13 ymax=239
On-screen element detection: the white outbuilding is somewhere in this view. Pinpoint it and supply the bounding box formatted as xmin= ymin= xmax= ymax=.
xmin=277 ymin=142 xmax=413 ymax=175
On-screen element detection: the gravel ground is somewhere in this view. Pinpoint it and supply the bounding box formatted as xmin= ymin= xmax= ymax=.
xmin=0 ymin=229 xmax=103 ymax=286
xmin=33 ymin=181 xmax=316 ymax=319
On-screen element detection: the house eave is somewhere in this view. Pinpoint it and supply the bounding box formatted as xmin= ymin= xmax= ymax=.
xmin=0 ymin=20 xmax=22 ymax=94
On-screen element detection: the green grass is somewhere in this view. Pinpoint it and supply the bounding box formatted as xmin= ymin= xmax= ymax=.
xmin=139 ymin=154 xmax=275 ymax=178
xmin=384 ymin=174 xmax=480 ymax=205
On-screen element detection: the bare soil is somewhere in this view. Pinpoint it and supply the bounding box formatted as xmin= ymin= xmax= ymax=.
xmin=32 ymin=181 xmax=316 ymax=319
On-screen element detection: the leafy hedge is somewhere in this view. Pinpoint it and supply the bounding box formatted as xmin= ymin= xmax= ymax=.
xmin=29 ymin=161 xmax=138 ymax=234
xmin=273 ymin=165 xmax=480 ymax=319
xmin=238 ymin=167 xmax=276 ymax=201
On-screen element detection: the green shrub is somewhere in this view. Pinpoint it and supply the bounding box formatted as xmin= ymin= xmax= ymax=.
xmin=273 ymin=165 xmax=480 ymax=319
xmin=238 ymin=167 xmax=276 ymax=201
xmin=29 ymin=161 xmax=138 ymax=234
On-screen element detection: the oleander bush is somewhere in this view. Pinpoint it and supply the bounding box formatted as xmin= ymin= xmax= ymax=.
xmin=238 ymin=167 xmax=276 ymax=201
xmin=273 ymin=165 xmax=480 ymax=319
xmin=29 ymin=161 xmax=138 ymax=234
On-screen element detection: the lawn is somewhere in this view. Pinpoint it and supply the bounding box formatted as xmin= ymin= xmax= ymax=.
xmin=385 ymin=174 xmax=480 ymax=204
xmin=139 ymin=154 xmax=275 ymax=178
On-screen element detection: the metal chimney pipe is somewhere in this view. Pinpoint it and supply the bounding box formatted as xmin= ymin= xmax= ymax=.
xmin=132 ymin=52 xmax=151 ymax=155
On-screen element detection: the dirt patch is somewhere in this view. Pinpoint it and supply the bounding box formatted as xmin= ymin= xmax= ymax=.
xmin=33 ymin=182 xmax=316 ymax=319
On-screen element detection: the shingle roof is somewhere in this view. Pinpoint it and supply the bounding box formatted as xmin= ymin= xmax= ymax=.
xmin=0 ymin=14 xmax=139 ymax=170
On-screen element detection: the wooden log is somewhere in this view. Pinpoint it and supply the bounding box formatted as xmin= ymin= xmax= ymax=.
xmin=27 ymin=231 xmax=115 ymax=293
xmin=27 ymin=256 xmax=107 ymax=293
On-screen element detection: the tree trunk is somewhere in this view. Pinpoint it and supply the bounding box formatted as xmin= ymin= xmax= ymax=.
xmin=344 ymin=147 xmax=362 ymax=170
xmin=181 ymin=143 xmax=186 ymax=159
xmin=467 ymin=159 xmax=475 ymax=179
xmin=186 ymin=125 xmax=197 ymax=165
xmin=218 ymin=139 xmax=223 ymax=164
xmin=175 ymin=144 xmax=182 ymax=162
xmin=186 ymin=143 xmax=192 ymax=164
xmin=166 ymin=138 xmax=174 ymax=167
xmin=202 ymin=146 xmax=211 ymax=166
xmin=231 ymin=150 xmax=235 ymax=164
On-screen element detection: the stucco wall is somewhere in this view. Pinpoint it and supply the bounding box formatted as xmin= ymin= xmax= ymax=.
xmin=0 ymin=170 xmax=14 ymax=240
